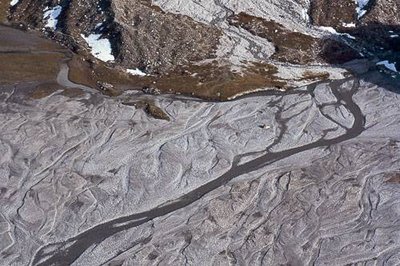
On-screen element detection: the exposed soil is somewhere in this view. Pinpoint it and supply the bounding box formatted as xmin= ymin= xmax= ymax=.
xmin=8 ymin=0 xmax=221 ymax=75
xmin=0 ymin=24 xmax=67 ymax=86
xmin=386 ymin=173 xmax=400 ymax=184
xmin=300 ymin=71 xmax=330 ymax=81
xmin=0 ymin=22 xmax=350 ymax=101
xmin=2 ymin=1 xmax=370 ymax=100
xmin=123 ymin=100 xmax=170 ymax=121
xmin=147 ymin=62 xmax=287 ymax=100
xmin=0 ymin=1 xmax=9 ymax=22
xmin=310 ymin=0 xmax=357 ymax=29
xmin=361 ymin=0 xmax=400 ymax=26
xmin=228 ymin=13 xmax=320 ymax=65
xmin=227 ymin=12 xmax=362 ymax=65
xmin=2 ymin=0 xmax=398 ymax=101
xmin=0 ymin=24 xmax=91 ymax=100
xmin=69 ymin=58 xmax=288 ymax=100
xmin=307 ymin=1 xmax=400 ymax=68
xmin=113 ymin=0 xmax=221 ymax=74
xmin=0 ymin=23 xmax=288 ymax=101
xmin=0 ymin=53 xmax=64 ymax=84
xmin=30 ymin=82 xmax=63 ymax=99
xmin=60 ymin=87 xmax=85 ymax=98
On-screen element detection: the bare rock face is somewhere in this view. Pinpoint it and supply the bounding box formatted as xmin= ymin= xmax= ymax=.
xmin=7 ymin=0 xmax=220 ymax=74
xmin=112 ymin=0 xmax=221 ymax=74
xmin=227 ymin=12 xmax=321 ymax=65
xmin=310 ymin=0 xmax=358 ymax=29
xmin=4 ymin=0 xmax=400 ymax=99
xmin=8 ymin=0 xmax=399 ymax=98
xmin=361 ymin=0 xmax=400 ymax=25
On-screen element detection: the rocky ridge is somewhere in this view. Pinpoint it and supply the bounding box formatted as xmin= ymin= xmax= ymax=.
xmin=2 ymin=0 xmax=399 ymax=99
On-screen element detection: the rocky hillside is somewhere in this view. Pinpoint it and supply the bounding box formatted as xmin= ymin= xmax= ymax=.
xmin=2 ymin=0 xmax=399 ymax=98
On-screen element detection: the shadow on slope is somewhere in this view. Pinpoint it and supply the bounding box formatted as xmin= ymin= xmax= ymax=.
xmin=320 ymin=22 xmax=400 ymax=93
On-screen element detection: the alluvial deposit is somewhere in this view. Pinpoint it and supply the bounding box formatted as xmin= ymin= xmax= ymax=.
xmin=2 ymin=55 xmax=400 ymax=265
xmin=1 ymin=0 xmax=400 ymax=265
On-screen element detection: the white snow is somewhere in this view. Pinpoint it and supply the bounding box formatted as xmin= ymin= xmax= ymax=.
xmin=354 ymin=0 xmax=370 ymax=19
xmin=301 ymin=9 xmax=309 ymax=22
xmin=81 ymin=34 xmax=115 ymax=62
xmin=342 ymin=22 xmax=356 ymax=28
xmin=377 ymin=60 xmax=398 ymax=72
xmin=344 ymin=33 xmax=356 ymax=40
xmin=390 ymin=34 xmax=399 ymax=38
xmin=10 ymin=0 xmax=19 ymax=6
xmin=95 ymin=23 xmax=103 ymax=30
xmin=43 ymin=5 xmax=62 ymax=30
xmin=318 ymin=26 xmax=339 ymax=34
xmin=318 ymin=26 xmax=356 ymax=39
xmin=127 ymin=69 xmax=147 ymax=76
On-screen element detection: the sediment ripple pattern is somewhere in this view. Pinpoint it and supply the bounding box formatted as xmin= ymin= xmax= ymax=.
xmin=1 ymin=76 xmax=400 ymax=265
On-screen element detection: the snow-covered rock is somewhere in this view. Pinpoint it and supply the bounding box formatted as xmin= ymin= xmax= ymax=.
xmin=43 ymin=5 xmax=62 ymax=30
xmin=81 ymin=33 xmax=115 ymax=62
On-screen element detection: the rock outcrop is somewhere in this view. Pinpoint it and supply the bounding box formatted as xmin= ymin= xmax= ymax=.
xmin=3 ymin=0 xmax=399 ymax=98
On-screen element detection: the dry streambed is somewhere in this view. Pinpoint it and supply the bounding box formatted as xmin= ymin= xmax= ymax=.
xmin=1 ymin=52 xmax=400 ymax=264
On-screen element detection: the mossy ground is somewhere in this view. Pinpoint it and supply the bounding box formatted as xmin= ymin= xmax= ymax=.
xmin=0 ymin=23 xmax=334 ymax=102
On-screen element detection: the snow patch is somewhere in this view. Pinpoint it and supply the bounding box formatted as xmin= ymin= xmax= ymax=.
xmin=10 ymin=0 xmax=19 ymax=6
xmin=43 ymin=5 xmax=62 ymax=30
xmin=318 ymin=26 xmax=356 ymax=39
xmin=342 ymin=22 xmax=356 ymax=28
xmin=318 ymin=26 xmax=338 ymax=34
xmin=95 ymin=23 xmax=104 ymax=30
xmin=377 ymin=60 xmax=398 ymax=73
xmin=81 ymin=34 xmax=115 ymax=62
xmin=127 ymin=69 xmax=148 ymax=76
xmin=301 ymin=9 xmax=309 ymax=22
xmin=354 ymin=0 xmax=370 ymax=19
